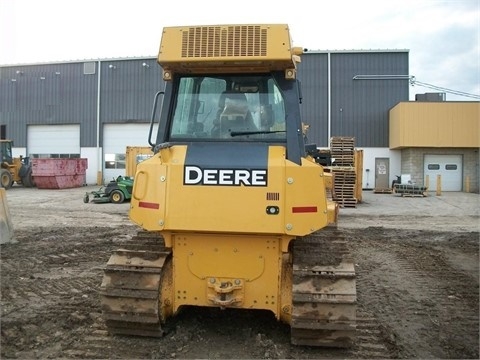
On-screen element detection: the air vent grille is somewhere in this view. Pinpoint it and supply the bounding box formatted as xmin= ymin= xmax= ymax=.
xmin=181 ymin=25 xmax=267 ymax=58
xmin=83 ymin=62 xmax=96 ymax=75
xmin=266 ymin=192 xmax=280 ymax=201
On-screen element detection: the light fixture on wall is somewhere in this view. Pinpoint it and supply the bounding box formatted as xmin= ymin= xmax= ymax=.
xmin=142 ymin=62 xmax=149 ymax=68
xmin=352 ymin=74 xmax=412 ymax=80
xmin=108 ymin=64 xmax=117 ymax=70
xmin=16 ymin=70 xmax=24 ymax=75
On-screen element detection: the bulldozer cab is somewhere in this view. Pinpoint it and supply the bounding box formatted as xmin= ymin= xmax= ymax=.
xmin=153 ymin=72 xmax=305 ymax=166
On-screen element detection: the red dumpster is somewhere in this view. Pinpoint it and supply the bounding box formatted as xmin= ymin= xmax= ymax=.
xmin=31 ymin=158 xmax=88 ymax=189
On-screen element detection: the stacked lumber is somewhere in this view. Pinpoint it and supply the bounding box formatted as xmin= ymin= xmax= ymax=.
xmin=330 ymin=137 xmax=358 ymax=208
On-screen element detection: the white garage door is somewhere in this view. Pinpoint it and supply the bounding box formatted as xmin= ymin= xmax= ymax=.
xmin=424 ymin=154 xmax=462 ymax=191
xmin=28 ymin=124 xmax=80 ymax=157
xmin=103 ymin=123 xmax=155 ymax=181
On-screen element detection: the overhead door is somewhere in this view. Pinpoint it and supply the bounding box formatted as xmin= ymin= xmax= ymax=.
xmin=27 ymin=125 xmax=80 ymax=158
xmin=103 ymin=123 xmax=154 ymax=181
xmin=424 ymin=154 xmax=462 ymax=191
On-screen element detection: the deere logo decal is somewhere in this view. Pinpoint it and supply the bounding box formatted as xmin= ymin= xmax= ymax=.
xmin=184 ymin=166 xmax=267 ymax=186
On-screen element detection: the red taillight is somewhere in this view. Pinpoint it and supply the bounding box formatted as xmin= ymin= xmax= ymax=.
xmin=292 ymin=206 xmax=317 ymax=213
xmin=139 ymin=201 xmax=159 ymax=209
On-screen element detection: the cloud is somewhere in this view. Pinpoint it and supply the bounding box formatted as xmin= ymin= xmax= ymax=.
xmin=1 ymin=0 xmax=478 ymax=100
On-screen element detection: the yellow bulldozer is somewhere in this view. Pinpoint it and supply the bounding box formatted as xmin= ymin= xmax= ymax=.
xmin=100 ymin=24 xmax=356 ymax=347
xmin=0 ymin=140 xmax=35 ymax=189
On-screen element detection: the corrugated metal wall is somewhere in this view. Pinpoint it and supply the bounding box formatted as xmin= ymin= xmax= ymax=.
xmin=1 ymin=51 xmax=408 ymax=148
xmin=298 ymin=51 xmax=409 ymax=147
xmin=0 ymin=58 xmax=164 ymax=147
xmin=297 ymin=53 xmax=329 ymax=146
xmin=0 ymin=62 xmax=97 ymax=146
xmin=100 ymin=59 xmax=163 ymax=122
xmin=98 ymin=59 xmax=164 ymax=145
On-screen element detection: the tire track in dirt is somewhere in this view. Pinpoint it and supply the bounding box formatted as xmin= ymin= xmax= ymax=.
xmin=390 ymin=234 xmax=479 ymax=359
xmin=2 ymin=225 xmax=478 ymax=359
xmin=351 ymin=312 xmax=398 ymax=358
xmin=349 ymin=228 xmax=479 ymax=359
xmin=0 ymin=226 xmax=134 ymax=358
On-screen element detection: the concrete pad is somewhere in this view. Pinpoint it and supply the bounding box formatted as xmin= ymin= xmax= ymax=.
xmin=339 ymin=190 xmax=480 ymax=232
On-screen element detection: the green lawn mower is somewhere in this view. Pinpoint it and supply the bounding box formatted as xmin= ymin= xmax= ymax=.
xmin=83 ymin=176 xmax=134 ymax=204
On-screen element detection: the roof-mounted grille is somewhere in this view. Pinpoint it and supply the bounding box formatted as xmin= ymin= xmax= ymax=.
xmin=181 ymin=25 xmax=267 ymax=58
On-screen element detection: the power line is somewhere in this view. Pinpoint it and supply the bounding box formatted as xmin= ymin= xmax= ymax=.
xmin=352 ymin=74 xmax=480 ymax=100
xmin=410 ymin=77 xmax=480 ymax=100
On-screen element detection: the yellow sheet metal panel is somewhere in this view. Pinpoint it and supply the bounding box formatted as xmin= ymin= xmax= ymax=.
xmin=283 ymin=158 xmax=328 ymax=236
xmin=130 ymin=145 xmax=285 ymax=234
xmin=158 ymin=24 xmax=298 ymax=74
xmin=163 ymin=146 xmax=286 ymax=234
xmin=171 ymin=233 xmax=284 ymax=315
xmin=389 ymin=105 xmax=402 ymax=149
xmin=453 ymin=103 xmax=480 ymax=146
xmin=389 ymin=102 xmax=480 ymax=149
xmin=129 ymin=153 xmax=167 ymax=230
xmin=129 ymin=144 xmax=328 ymax=237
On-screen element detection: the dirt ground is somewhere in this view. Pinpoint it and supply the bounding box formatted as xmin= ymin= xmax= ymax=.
xmin=1 ymin=186 xmax=479 ymax=359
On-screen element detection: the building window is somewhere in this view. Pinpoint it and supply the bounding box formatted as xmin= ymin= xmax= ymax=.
xmin=445 ymin=164 xmax=457 ymax=170
xmin=427 ymin=164 xmax=440 ymax=170
xmin=31 ymin=153 xmax=80 ymax=158
xmin=136 ymin=154 xmax=152 ymax=164
xmin=105 ymin=153 xmax=125 ymax=169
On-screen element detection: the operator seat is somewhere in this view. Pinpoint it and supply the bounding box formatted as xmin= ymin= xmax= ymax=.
xmin=211 ymin=92 xmax=257 ymax=138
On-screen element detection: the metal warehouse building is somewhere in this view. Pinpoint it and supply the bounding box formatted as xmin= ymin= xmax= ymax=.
xmin=1 ymin=51 xmax=479 ymax=192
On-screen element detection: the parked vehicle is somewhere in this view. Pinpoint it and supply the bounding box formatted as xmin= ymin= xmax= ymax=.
xmin=83 ymin=176 xmax=133 ymax=204
xmin=0 ymin=140 xmax=35 ymax=189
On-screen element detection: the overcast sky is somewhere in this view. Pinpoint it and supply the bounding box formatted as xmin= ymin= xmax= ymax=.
xmin=1 ymin=0 xmax=479 ymax=101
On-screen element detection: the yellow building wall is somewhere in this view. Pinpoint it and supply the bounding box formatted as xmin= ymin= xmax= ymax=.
xmin=389 ymin=102 xmax=480 ymax=149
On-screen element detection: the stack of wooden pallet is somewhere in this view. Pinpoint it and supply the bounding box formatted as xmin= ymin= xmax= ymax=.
xmin=330 ymin=136 xmax=355 ymax=166
xmin=329 ymin=137 xmax=358 ymax=208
